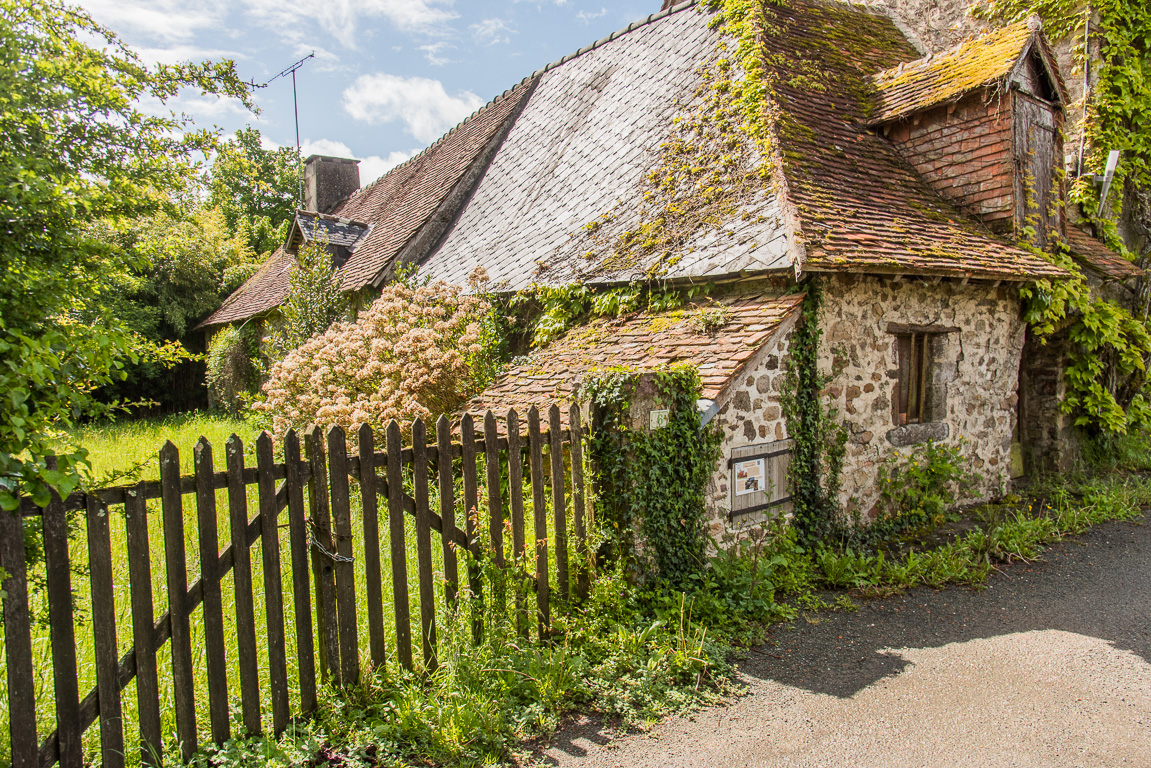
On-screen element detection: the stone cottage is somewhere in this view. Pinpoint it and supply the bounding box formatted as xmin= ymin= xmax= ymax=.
xmin=204 ymin=0 xmax=1141 ymax=534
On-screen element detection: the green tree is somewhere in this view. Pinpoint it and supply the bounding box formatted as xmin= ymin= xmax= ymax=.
xmin=93 ymin=205 xmax=259 ymax=410
xmin=269 ymin=241 xmax=349 ymax=357
xmin=0 ymin=0 xmax=253 ymax=510
xmin=207 ymin=126 xmax=301 ymax=257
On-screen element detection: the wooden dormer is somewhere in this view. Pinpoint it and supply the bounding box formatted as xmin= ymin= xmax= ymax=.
xmin=869 ymin=20 xmax=1068 ymax=249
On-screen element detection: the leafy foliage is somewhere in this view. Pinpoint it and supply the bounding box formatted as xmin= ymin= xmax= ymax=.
xmin=207 ymin=126 xmax=301 ymax=258
xmin=268 ymin=242 xmax=349 ymax=359
xmin=876 ymin=440 xmax=980 ymax=527
xmin=206 ymin=324 xmax=261 ymax=414
xmin=973 ymin=0 xmax=1151 ymax=435
xmin=92 ymin=205 xmax=259 ymax=410
xmin=778 ymin=282 xmax=848 ymax=544
xmin=585 ymin=366 xmax=723 ymax=587
xmin=0 ymin=0 xmax=251 ymax=511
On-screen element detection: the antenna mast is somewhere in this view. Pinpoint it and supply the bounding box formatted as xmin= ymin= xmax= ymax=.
xmin=269 ymin=52 xmax=315 ymax=207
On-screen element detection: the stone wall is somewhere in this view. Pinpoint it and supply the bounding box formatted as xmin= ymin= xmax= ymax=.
xmin=705 ymin=316 xmax=796 ymax=540
xmin=818 ymin=274 xmax=1026 ymax=514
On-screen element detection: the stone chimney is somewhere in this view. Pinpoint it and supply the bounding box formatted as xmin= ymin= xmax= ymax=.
xmin=303 ymin=155 xmax=360 ymax=213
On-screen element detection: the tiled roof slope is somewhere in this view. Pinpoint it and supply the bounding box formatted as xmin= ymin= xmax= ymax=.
xmin=421 ymin=4 xmax=792 ymax=291
xmin=463 ymin=292 xmax=804 ymax=426
xmin=331 ymin=80 xmax=535 ymax=291
xmin=868 ymin=22 xmax=1033 ymax=125
xmin=1064 ymin=226 xmax=1143 ymax=280
xmin=763 ymin=1 xmax=1066 ymax=280
xmin=198 ymin=248 xmax=295 ymax=329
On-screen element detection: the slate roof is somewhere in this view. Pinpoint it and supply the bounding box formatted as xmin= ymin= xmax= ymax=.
xmin=330 ymin=80 xmax=535 ymax=291
xmin=869 ymin=22 xmax=1036 ymax=125
xmin=198 ymin=248 xmax=295 ymax=328
xmin=758 ymin=1 xmax=1066 ymax=280
xmin=462 ymin=292 xmax=804 ymax=426
xmin=420 ymin=4 xmax=792 ymax=291
xmin=1064 ymin=225 xmax=1143 ymax=280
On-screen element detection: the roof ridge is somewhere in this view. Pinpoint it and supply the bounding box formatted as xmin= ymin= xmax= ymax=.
xmin=338 ymin=3 xmax=703 ymax=211
xmin=531 ymin=0 xmax=700 ymax=79
xmin=337 ymin=78 xmax=537 ymax=210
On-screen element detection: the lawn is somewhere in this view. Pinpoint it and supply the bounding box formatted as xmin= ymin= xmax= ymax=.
xmin=59 ymin=412 xmax=263 ymax=482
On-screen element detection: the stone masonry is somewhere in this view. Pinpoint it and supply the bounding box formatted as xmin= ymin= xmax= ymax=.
xmin=818 ymin=274 xmax=1026 ymax=515
xmin=705 ymin=316 xmax=796 ymax=540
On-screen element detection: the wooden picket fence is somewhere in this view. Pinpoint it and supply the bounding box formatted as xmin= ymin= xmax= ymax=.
xmin=0 ymin=403 xmax=590 ymax=768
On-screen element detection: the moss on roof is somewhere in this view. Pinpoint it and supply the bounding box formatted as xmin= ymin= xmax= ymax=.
xmin=869 ymin=22 xmax=1033 ymax=124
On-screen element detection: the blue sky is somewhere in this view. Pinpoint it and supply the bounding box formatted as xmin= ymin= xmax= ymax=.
xmin=76 ymin=0 xmax=657 ymax=185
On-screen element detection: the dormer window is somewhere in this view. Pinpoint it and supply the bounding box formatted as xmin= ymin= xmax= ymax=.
xmin=869 ymin=21 xmax=1068 ymax=249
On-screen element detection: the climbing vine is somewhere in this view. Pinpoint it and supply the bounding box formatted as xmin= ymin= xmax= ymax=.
xmin=584 ymin=365 xmax=722 ymax=587
xmin=778 ymin=281 xmax=848 ymax=544
xmin=970 ymin=0 xmax=1151 ymax=435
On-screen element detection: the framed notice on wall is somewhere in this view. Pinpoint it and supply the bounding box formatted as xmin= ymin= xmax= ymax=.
xmin=733 ymin=457 xmax=766 ymax=497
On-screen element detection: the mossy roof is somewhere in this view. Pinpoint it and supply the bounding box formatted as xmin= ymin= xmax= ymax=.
xmin=869 ymin=22 xmax=1036 ymax=125
xmin=197 ymin=248 xmax=294 ymax=329
xmin=760 ymin=1 xmax=1066 ymax=280
xmin=461 ymin=292 xmax=804 ymax=428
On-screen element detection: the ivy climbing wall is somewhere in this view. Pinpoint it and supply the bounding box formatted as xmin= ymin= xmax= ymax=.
xmin=816 ymin=274 xmax=1026 ymax=515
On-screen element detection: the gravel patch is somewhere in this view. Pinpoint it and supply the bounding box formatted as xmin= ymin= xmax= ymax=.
xmin=541 ymin=512 xmax=1151 ymax=767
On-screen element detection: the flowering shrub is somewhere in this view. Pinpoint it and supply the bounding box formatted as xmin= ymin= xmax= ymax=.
xmin=258 ymin=279 xmax=494 ymax=438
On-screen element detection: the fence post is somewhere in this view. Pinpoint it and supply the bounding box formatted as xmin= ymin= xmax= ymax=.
xmin=549 ymin=405 xmax=569 ymax=604
xmin=42 ymin=457 xmax=82 ymax=768
xmin=226 ymin=435 xmax=261 ymax=736
xmin=412 ymin=418 xmax=437 ymax=671
xmin=327 ymin=425 xmax=360 ymax=687
xmin=124 ymin=481 xmax=162 ymax=766
xmin=506 ymin=409 xmax=528 ymax=637
xmin=194 ymin=438 xmax=231 ymax=747
xmin=386 ymin=420 xmax=413 ymax=671
xmin=257 ymin=432 xmax=292 ymax=731
xmin=0 ymin=504 xmax=37 ymax=768
xmin=528 ymin=406 xmax=550 ymax=639
xmin=283 ymin=430 xmax=317 ymax=714
xmin=460 ymin=414 xmax=483 ymax=642
xmin=436 ymin=415 xmax=459 ymax=606
xmin=86 ymin=493 xmax=125 ymax=768
xmin=305 ymin=425 xmax=341 ymax=685
xmin=569 ymin=404 xmax=590 ymax=602
xmin=484 ymin=410 xmax=506 ymax=618
xmin=160 ymin=441 xmax=197 ymax=763
xmin=358 ymin=423 xmax=388 ymax=671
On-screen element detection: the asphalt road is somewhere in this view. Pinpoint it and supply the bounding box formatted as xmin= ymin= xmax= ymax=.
xmin=543 ymin=512 xmax=1151 ymax=767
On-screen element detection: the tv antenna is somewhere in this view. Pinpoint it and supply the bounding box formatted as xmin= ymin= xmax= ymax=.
xmin=269 ymin=52 xmax=315 ymax=207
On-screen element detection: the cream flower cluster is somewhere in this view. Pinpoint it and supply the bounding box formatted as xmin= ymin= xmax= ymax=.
xmin=258 ymin=281 xmax=490 ymax=439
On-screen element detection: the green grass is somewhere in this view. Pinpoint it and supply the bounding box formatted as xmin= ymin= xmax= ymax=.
xmin=60 ymin=412 xmax=262 ymax=483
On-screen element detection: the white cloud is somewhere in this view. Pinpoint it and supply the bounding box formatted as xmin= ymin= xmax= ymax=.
xmin=300 ymin=139 xmax=421 ymax=184
xmin=134 ymin=45 xmax=244 ymax=66
xmin=342 ymin=74 xmax=482 ymax=143
xmin=471 ymin=18 xmax=514 ymax=46
xmin=239 ymin=0 xmax=458 ymax=46
xmin=76 ymin=0 xmax=227 ymax=43
xmin=419 ymin=42 xmax=456 ymax=66
xmin=576 ymin=8 xmax=608 ymax=23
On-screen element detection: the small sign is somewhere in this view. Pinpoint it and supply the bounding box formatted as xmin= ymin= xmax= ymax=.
xmin=648 ymin=409 xmax=670 ymax=430
xmin=733 ymin=458 xmax=766 ymax=497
